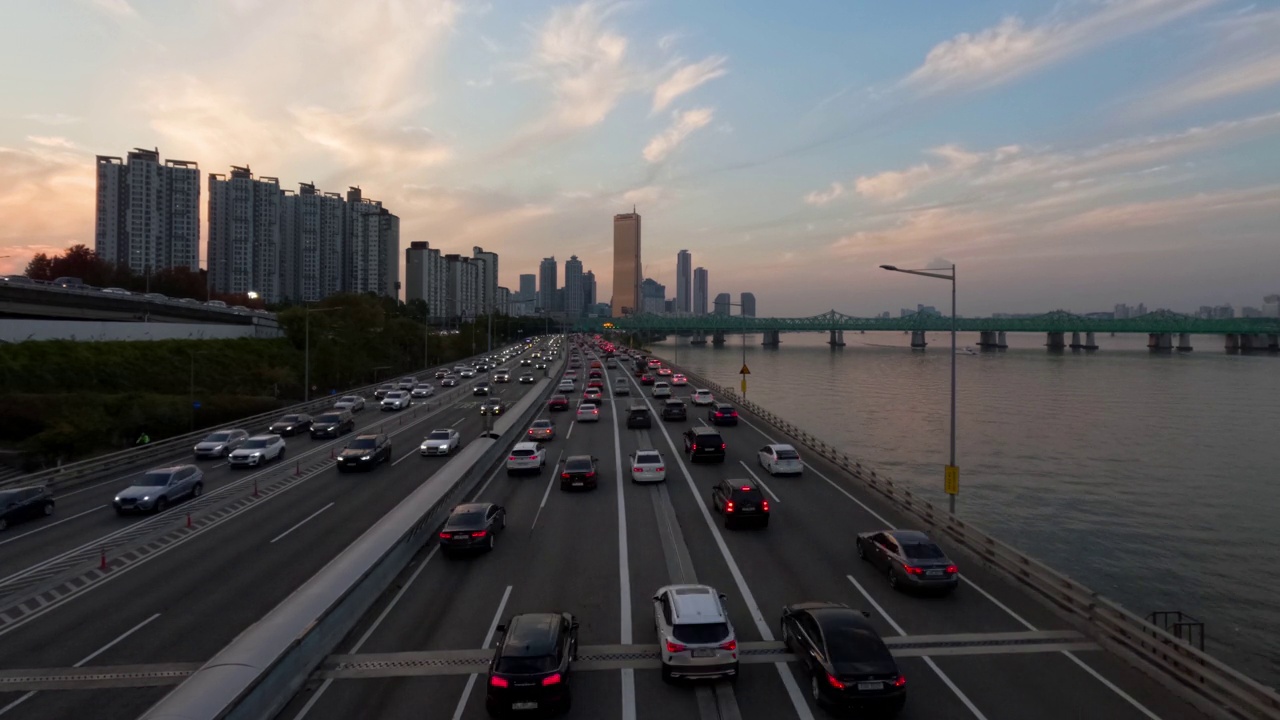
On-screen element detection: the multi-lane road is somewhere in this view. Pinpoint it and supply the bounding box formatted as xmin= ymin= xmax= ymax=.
xmin=266 ymin=345 xmax=1212 ymax=720
xmin=0 ymin=348 xmax=548 ymax=720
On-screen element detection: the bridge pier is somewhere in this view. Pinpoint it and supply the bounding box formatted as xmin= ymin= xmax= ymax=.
xmin=1270 ymin=334 xmax=1280 ymax=352
xmin=1239 ymin=334 xmax=1262 ymax=353
xmin=828 ymin=329 xmax=845 ymax=347
xmin=711 ymin=330 xmax=726 ymax=346
xmin=690 ymin=333 xmax=706 ymax=345
xmin=1224 ymin=334 xmax=1239 ymax=353
xmin=910 ymin=330 xmax=927 ymax=349
xmin=761 ymin=330 xmax=780 ymax=347
xmin=997 ymin=330 xmax=1008 ymax=349
xmin=1069 ymin=331 xmax=1083 ymax=351
xmin=1147 ymin=333 xmax=1173 ymax=352
xmin=1046 ymin=331 xmax=1066 ymax=351
xmin=1176 ymin=333 xmax=1193 ymax=352
xmin=977 ymin=330 xmax=999 ymax=349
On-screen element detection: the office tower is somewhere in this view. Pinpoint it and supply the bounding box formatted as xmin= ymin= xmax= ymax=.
xmin=406 ymin=241 xmax=447 ymax=317
xmin=612 ymin=210 xmax=641 ymax=317
xmin=95 ymin=148 xmax=200 ymax=274
xmin=693 ymin=267 xmax=708 ymax=315
xmin=713 ymin=292 xmax=731 ymax=316
xmin=207 ymin=166 xmax=282 ymax=301
xmin=473 ymin=246 xmax=499 ymax=314
xmin=519 ymin=274 xmax=536 ymax=302
xmin=583 ymin=270 xmax=596 ymax=307
xmin=676 ymin=250 xmax=692 ymax=313
xmin=538 ymin=257 xmax=558 ymax=312
xmin=641 ymin=278 xmax=666 ymax=314
xmin=444 ymin=254 xmax=480 ymax=318
xmin=564 ymin=255 xmax=584 ymax=318
xmin=740 ymin=292 xmax=756 ymax=318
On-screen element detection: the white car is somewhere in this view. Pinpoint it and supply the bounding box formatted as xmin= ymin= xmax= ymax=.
xmin=227 ymin=434 xmax=287 ymax=468
xmin=557 ymin=379 xmax=576 ymax=392
xmin=652 ymin=382 xmax=672 ymax=398
xmin=410 ymin=383 xmax=435 ymax=398
xmin=381 ymin=391 xmax=411 ymax=410
xmin=758 ymin=444 xmax=803 ymax=475
xmin=671 ymin=374 xmax=688 ymax=386
xmin=691 ymin=389 xmax=714 ymax=406
xmin=653 ymin=584 xmax=739 ymax=682
xmin=506 ymin=441 xmax=546 ymax=475
xmin=458 ymin=367 xmax=478 ymax=378
xmin=441 ymin=374 xmax=460 ymax=387
xmin=334 ymin=395 xmax=365 ymax=412
xmin=420 ymin=429 xmax=461 ymax=456
xmin=630 ymin=450 xmax=666 ymax=483
xmin=576 ymin=403 xmax=601 ymax=423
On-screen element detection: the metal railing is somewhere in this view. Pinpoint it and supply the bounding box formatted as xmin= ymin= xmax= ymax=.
xmin=665 ymin=359 xmax=1280 ymax=720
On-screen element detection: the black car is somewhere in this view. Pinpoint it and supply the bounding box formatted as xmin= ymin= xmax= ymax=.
xmin=856 ymin=530 xmax=959 ymax=594
xmin=486 ymin=612 xmax=578 ymax=717
xmin=0 ymin=485 xmax=54 ymax=531
xmin=708 ymin=403 xmax=739 ymax=426
xmin=711 ymin=480 xmax=769 ymax=528
xmin=683 ymin=427 xmax=726 ymax=463
xmin=310 ymin=410 xmax=354 ymax=439
xmin=626 ymin=405 xmax=652 ymax=429
xmin=439 ymin=502 xmax=506 ymax=554
xmin=474 ymin=381 xmax=492 ymax=396
xmin=269 ymin=413 xmax=313 ymax=436
xmin=520 ymin=358 xmax=533 ymax=366
xmin=781 ymin=602 xmax=906 ymax=716
xmin=481 ymin=398 xmax=508 ymax=416
xmin=559 ymin=455 xmax=599 ymax=491
xmin=336 ymin=434 xmax=392 ymax=472
xmin=661 ymin=399 xmax=687 ymax=421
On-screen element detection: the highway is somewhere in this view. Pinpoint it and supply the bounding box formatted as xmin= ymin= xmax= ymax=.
xmin=0 ymin=346 xmax=549 ymax=720
xmin=266 ymin=344 xmax=1214 ymax=720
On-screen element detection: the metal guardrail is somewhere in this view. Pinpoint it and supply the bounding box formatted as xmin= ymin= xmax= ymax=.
xmin=668 ymin=361 xmax=1280 ymax=720
xmin=0 ymin=345 xmax=531 ymax=494
xmin=139 ymin=354 xmax=564 ymax=720
xmin=0 ymin=276 xmax=275 ymax=320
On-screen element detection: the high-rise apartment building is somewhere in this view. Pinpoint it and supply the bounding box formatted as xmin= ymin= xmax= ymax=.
xmin=612 ymin=211 xmax=642 ymax=317
xmin=473 ymin=246 xmax=499 ymax=314
xmin=496 ymin=287 xmax=511 ymax=316
xmin=444 ymin=254 xmax=481 ymax=319
xmin=538 ymin=257 xmax=558 ymax=312
xmin=405 ymin=241 xmax=447 ymax=317
xmin=583 ymin=270 xmax=596 ymax=307
xmin=346 ymin=187 xmax=400 ymax=300
xmin=518 ymin=274 xmax=537 ymax=302
xmin=564 ymin=255 xmax=584 ymax=318
xmin=280 ymin=183 xmax=347 ymax=303
xmin=207 ymin=166 xmax=282 ymax=301
xmin=676 ymin=250 xmax=692 ymax=314
xmin=740 ymin=292 xmax=756 ymax=318
xmin=693 ymin=267 xmax=708 ymax=315
xmin=713 ymin=293 xmax=731 ymax=316
xmin=95 ymin=149 xmax=200 ymax=274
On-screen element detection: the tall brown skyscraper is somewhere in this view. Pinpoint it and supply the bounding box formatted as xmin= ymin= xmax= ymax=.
xmin=612 ymin=210 xmax=642 ymax=317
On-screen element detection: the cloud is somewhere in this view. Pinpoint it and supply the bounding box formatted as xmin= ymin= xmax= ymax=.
xmin=0 ymin=142 xmax=95 ymax=271
xmin=657 ymin=33 xmax=680 ymax=52
xmin=903 ymin=0 xmax=1219 ymax=94
xmin=290 ymin=107 xmax=452 ymax=172
xmin=853 ymin=144 xmax=992 ymax=202
xmin=23 ymin=113 xmax=81 ymax=126
xmin=526 ymin=2 xmax=632 ymax=129
xmin=622 ymin=185 xmax=663 ymax=205
xmin=1048 ymin=185 xmax=1280 ymax=234
xmin=466 ymin=77 xmax=495 ymax=88
xmin=803 ymin=182 xmax=845 ymax=206
xmin=652 ymin=55 xmax=727 ymax=112
xmin=1138 ymin=9 xmax=1280 ymax=113
xmin=643 ymin=108 xmax=714 ymax=163
xmin=26 ymin=136 xmax=78 ymax=150
xmin=90 ymin=0 xmax=136 ymax=17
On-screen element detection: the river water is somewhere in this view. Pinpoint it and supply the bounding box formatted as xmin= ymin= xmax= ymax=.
xmin=649 ymin=330 xmax=1280 ymax=688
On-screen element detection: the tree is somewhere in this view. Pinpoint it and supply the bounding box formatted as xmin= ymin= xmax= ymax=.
xmin=25 ymin=253 xmax=54 ymax=280
xmin=49 ymin=244 xmax=113 ymax=286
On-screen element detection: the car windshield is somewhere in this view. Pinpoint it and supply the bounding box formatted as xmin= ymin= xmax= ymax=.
xmin=204 ymin=432 xmax=230 ymax=442
xmin=635 ymin=453 xmax=661 ymax=464
xmin=495 ymin=655 xmax=558 ymax=674
xmin=428 ymin=431 xmax=452 ymax=440
xmin=280 ymin=415 xmax=302 ymax=423
xmin=242 ymin=439 xmax=269 ymax=449
xmin=317 ymin=414 xmax=341 ymax=423
xmin=902 ymin=542 xmax=946 ymax=560
xmin=349 ymin=438 xmax=377 ymax=450
xmin=672 ymin=622 xmax=730 ymax=645
xmin=139 ymin=472 xmax=173 ymax=486
xmin=565 ymin=459 xmax=593 ymax=472
xmin=776 ymin=449 xmax=799 ymax=459
xmin=341 ymin=396 xmax=358 ymax=402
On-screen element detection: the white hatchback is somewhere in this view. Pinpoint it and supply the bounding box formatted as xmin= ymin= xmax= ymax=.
xmin=691 ymin=389 xmax=714 ymax=406
xmin=652 ymin=382 xmax=672 ymax=398
xmin=506 ymin=442 xmax=546 ymax=475
xmin=630 ymin=450 xmax=666 ymax=483
xmin=576 ymin=403 xmax=601 ymax=423
xmin=758 ymin=444 xmax=803 ymax=475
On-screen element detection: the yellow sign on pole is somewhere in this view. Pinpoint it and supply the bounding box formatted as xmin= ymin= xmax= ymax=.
xmin=739 ymin=364 xmax=751 ymax=375
xmin=741 ymin=377 xmax=747 ymax=394
xmin=944 ymin=465 xmax=960 ymax=495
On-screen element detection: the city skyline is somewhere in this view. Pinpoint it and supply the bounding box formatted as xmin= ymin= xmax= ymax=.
xmin=3 ymin=1 xmax=1279 ymax=315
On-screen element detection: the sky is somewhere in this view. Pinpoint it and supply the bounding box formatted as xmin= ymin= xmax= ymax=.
xmin=1 ymin=0 xmax=1279 ymax=317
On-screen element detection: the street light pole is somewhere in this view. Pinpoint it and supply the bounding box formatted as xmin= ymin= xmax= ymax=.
xmin=880 ymin=263 xmax=959 ymax=514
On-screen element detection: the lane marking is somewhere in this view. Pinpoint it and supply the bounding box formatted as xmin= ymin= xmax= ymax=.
xmin=602 ymin=361 xmax=636 ymax=720
xmin=846 ymin=574 xmax=988 ymax=719
xmin=451 ymin=418 xmax=464 ymax=427
xmin=565 ymin=421 xmax=575 ymax=441
xmin=450 ymin=585 xmax=513 ymax=720
xmin=530 ymin=452 xmax=562 ymax=531
xmin=270 ymin=503 xmax=335 ymax=544
xmin=0 ymin=611 xmax=161 ymax=716
xmin=0 ymin=505 xmax=106 ymax=548
xmin=737 ymin=461 xmax=780 ymax=503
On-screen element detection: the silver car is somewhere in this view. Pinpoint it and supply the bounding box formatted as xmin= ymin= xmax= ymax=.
xmin=334 ymin=395 xmax=366 ymax=412
xmin=113 ymin=465 xmax=204 ymax=515
xmin=381 ymin=391 xmax=411 ymax=410
xmin=653 ymin=584 xmax=739 ymax=681
xmin=441 ymin=374 xmax=460 ymax=387
xmin=420 ymin=428 xmax=461 ymax=456
xmin=411 ymin=383 xmax=435 ymax=398
xmin=228 ymin=434 xmax=287 ymax=468
xmin=193 ymin=429 xmax=249 ymax=458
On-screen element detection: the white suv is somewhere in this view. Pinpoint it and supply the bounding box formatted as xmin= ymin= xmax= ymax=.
xmin=691 ymin=389 xmax=714 ymax=406
xmin=381 ymin=391 xmax=411 ymax=410
xmin=506 ymin=442 xmax=546 ymax=475
xmin=653 ymin=584 xmax=739 ymax=682
xmin=652 ymin=381 xmax=672 ymax=398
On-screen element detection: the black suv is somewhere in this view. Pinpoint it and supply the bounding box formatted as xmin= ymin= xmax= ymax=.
xmin=0 ymin=485 xmax=54 ymax=531
xmin=560 ymin=455 xmax=599 ymax=491
xmin=337 ymin=434 xmax=392 ymax=472
xmin=626 ymin=405 xmax=652 ymax=429
xmin=310 ymin=410 xmax=354 ymax=439
xmin=682 ymin=427 xmax=726 ymax=463
xmin=708 ymin=403 xmax=739 ymax=426
xmin=269 ymin=413 xmax=313 ymax=436
xmin=711 ymin=480 xmax=770 ymax=528
xmin=661 ymin=399 xmax=687 ymax=421
xmin=486 ymin=612 xmax=578 ymax=717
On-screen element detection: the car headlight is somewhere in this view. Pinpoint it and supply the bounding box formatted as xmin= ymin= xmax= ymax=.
xmin=360 ymin=455 xmax=371 ymax=460
xmin=213 ymin=445 xmax=224 ymax=452
xmin=142 ymin=495 xmax=151 ymax=501
xmin=114 ymin=495 xmax=121 ymax=502
xmin=250 ymin=452 xmax=262 ymax=457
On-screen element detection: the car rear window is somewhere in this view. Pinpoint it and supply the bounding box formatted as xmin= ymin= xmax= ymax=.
xmin=731 ymin=487 xmax=764 ymax=502
xmin=495 ymin=655 xmax=558 ymax=674
xmin=672 ymin=622 xmax=730 ymax=645
xmin=447 ymin=511 xmax=485 ymax=528
xmin=635 ymin=453 xmax=661 ymax=464
xmin=532 ymin=421 xmax=553 ymax=429
xmin=512 ymin=449 xmax=536 ymax=457
xmin=695 ymin=433 xmax=723 ymax=445
xmin=565 ymin=459 xmax=593 ymax=472
xmin=902 ymin=542 xmax=946 ymax=560
xmin=776 ymin=449 xmax=799 ymax=459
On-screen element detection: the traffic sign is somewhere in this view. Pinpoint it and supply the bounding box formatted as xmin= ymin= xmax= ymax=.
xmin=739 ymin=364 xmax=751 ymax=375
xmin=944 ymin=465 xmax=959 ymax=495
xmin=740 ymin=377 xmax=747 ymax=394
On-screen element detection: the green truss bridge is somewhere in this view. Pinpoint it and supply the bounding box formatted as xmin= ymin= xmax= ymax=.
xmin=575 ymin=310 xmax=1280 ymax=352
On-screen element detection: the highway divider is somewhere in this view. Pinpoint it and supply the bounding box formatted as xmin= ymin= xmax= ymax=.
xmin=138 ymin=353 xmax=564 ymax=720
xmin=667 ymin=360 xmax=1280 ymax=720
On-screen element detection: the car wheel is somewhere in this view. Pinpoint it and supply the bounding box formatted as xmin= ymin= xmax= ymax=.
xmin=810 ymin=675 xmax=827 ymax=707
xmin=279 ymin=447 xmax=287 ymax=460
xmin=487 ymin=533 xmax=495 ymax=551
xmin=888 ymin=566 xmax=899 ymax=590
xmin=43 ymin=502 xmax=55 ymax=516
xmin=660 ymin=663 xmax=676 ymax=684
xmin=856 ymin=539 xmax=866 ymax=560
xmin=154 ymin=497 xmax=168 ymax=513
xmin=192 ymin=483 xmax=203 ymax=498
xmin=0 ymin=518 xmax=7 ymax=531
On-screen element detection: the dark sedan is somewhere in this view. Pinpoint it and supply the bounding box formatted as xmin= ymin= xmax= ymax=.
xmin=781 ymin=602 xmax=906 ymax=716
xmin=336 ymin=434 xmax=392 ymax=472
xmin=474 ymin=381 xmax=492 ymax=396
xmin=0 ymin=485 xmax=54 ymax=532
xmin=856 ymin=529 xmax=958 ymax=594
xmin=486 ymin=612 xmax=578 ymax=717
xmin=439 ymin=502 xmax=506 ymax=554
xmin=559 ymin=455 xmax=599 ymax=491
xmin=708 ymin=403 xmax=739 ymax=426
xmin=661 ymin=399 xmax=687 ymax=421
xmin=269 ymin=413 xmax=312 ymax=436
xmin=547 ymin=394 xmax=569 ymax=411
xmin=310 ymin=411 xmax=354 ymax=439
xmin=639 ymin=373 xmax=655 ymax=385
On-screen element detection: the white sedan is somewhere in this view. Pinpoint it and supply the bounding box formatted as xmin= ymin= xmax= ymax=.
xmin=691 ymin=389 xmax=714 ymax=406
xmin=671 ymin=374 xmax=688 ymax=386
xmin=576 ymin=403 xmax=601 ymax=423
xmin=629 ymin=450 xmax=666 ymax=483
xmin=420 ymin=429 xmax=461 ymax=456
xmin=558 ymin=379 xmax=576 ymax=392
xmin=758 ymin=444 xmax=803 ymax=475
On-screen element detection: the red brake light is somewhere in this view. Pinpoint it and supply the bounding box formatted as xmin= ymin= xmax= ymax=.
xmin=489 ymin=675 xmax=509 ymax=688
xmin=725 ymin=501 xmax=735 ymax=513
xmin=691 ymin=443 xmax=697 ymax=450
xmin=633 ymin=467 xmax=641 ymax=473
xmin=740 ymin=486 xmax=752 ymax=491
xmin=438 ymin=532 xmax=452 ymax=539
xmin=584 ymin=471 xmax=595 ymax=478
xmin=715 ymin=412 xmax=723 ymax=417
xmin=731 ymin=411 xmax=738 ymax=417
xmin=665 ymin=641 xmax=686 ymax=653
xmin=508 ymin=456 xmax=517 ymax=461
xmin=721 ymin=443 xmax=726 ymax=449
xmin=471 ymin=530 xmax=487 ymax=538
xmin=541 ymin=672 xmax=563 ymax=686
xmin=946 ymin=565 xmax=959 ymax=574
xmin=656 ymin=467 xmax=664 ymax=472
xmin=761 ymin=500 xmax=770 ymax=512
xmin=528 ymin=430 xmax=534 ymax=434
xmin=719 ymin=639 xmax=737 ymax=651
xmin=902 ymin=564 xmax=924 ymax=575
xmin=893 ymin=674 xmax=907 ymax=687
xmin=561 ymin=472 xmax=570 ymax=479
xmin=826 ymin=673 xmax=845 ymax=690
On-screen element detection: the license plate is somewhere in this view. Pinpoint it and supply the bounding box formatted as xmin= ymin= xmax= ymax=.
xmin=691 ymin=649 xmax=716 ymax=658
xmin=741 ymin=505 xmax=755 ymax=511
xmin=573 ymin=481 xmax=583 ymax=486
xmin=511 ymin=702 xmax=538 ymax=710
xmin=857 ymin=681 xmax=883 ymax=691
xmin=926 ymin=569 xmax=943 ymax=577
